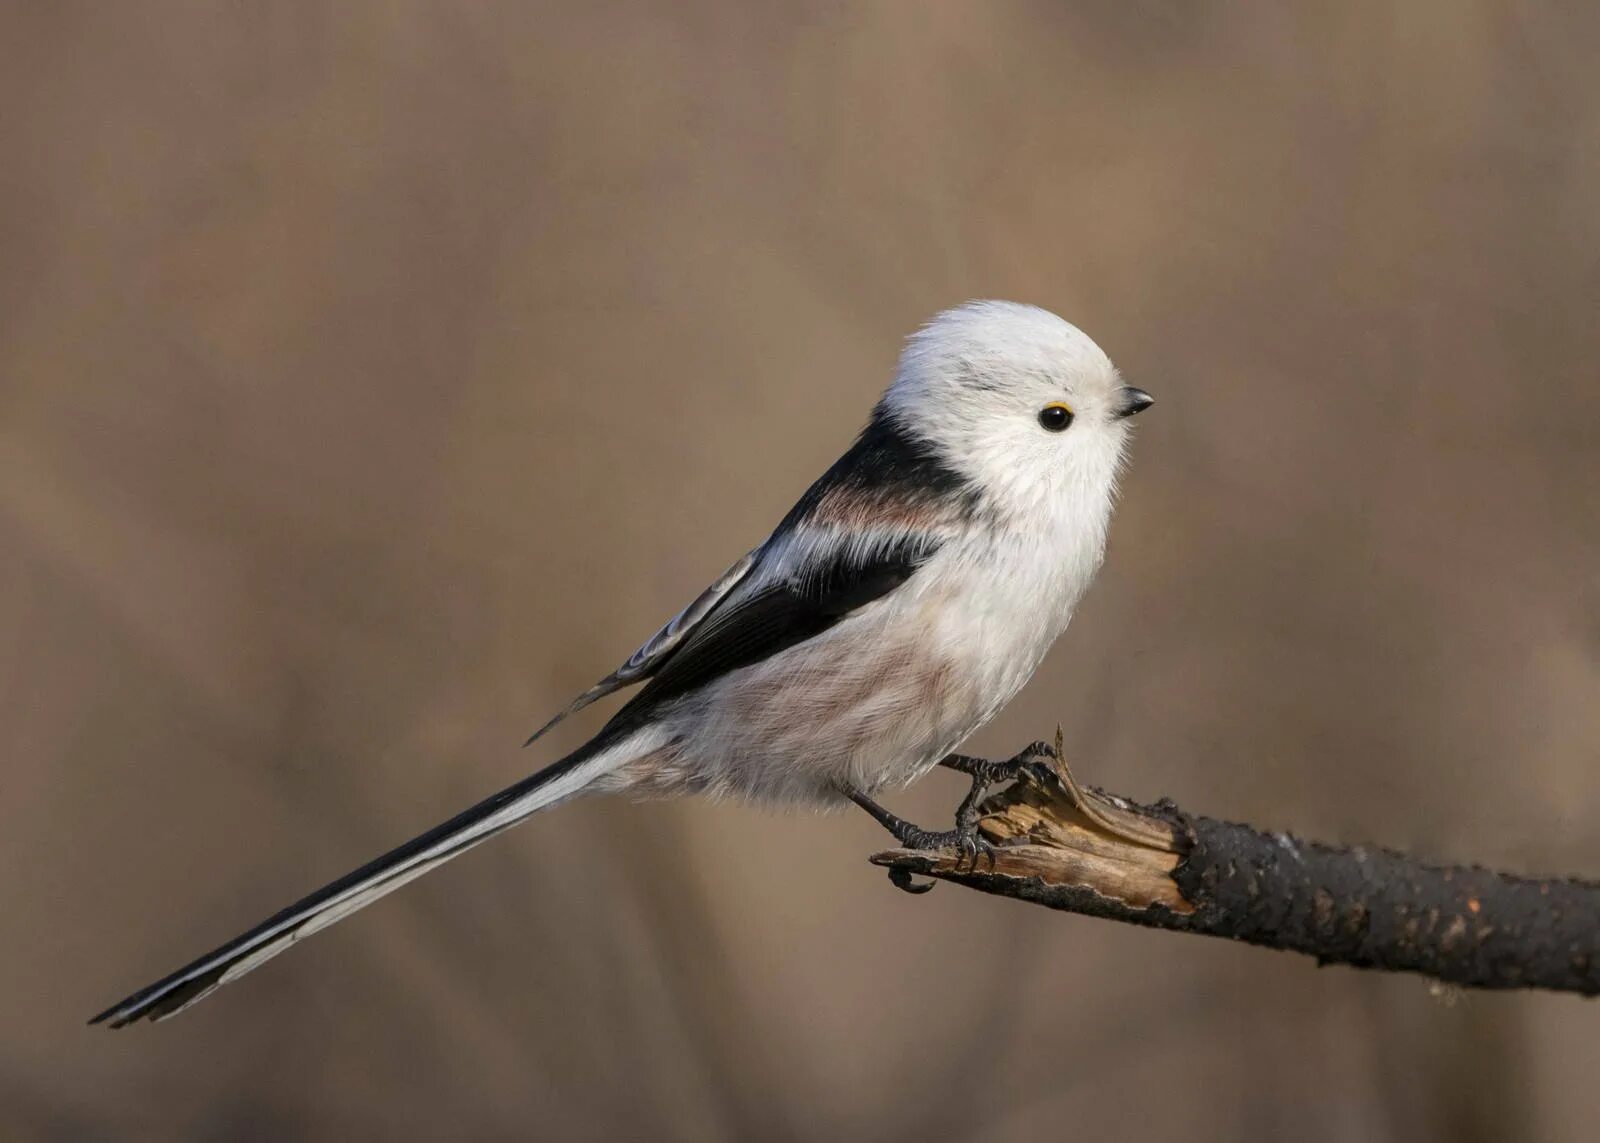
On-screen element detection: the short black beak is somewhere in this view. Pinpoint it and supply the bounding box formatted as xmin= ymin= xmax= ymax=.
xmin=1114 ymin=386 xmax=1155 ymax=419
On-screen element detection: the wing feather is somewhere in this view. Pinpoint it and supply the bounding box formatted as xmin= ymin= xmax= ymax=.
xmin=595 ymin=528 xmax=941 ymax=741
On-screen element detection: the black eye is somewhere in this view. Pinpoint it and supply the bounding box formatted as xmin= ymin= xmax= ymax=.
xmin=1037 ymin=403 xmax=1074 ymax=432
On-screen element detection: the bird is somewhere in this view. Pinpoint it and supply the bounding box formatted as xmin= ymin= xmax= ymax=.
xmin=91 ymin=300 xmax=1154 ymax=1027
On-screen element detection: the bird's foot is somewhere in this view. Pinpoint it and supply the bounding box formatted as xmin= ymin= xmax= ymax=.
xmin=845 ymin=785 xmax=999 ymax=893
xmin=940 ymin=739 xmax=1060 ymax=788
xmin=889 ymin=823 xmax=999 ymax=873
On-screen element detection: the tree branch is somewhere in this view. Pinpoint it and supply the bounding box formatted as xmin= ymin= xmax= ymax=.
xmin=871 ymin=748 xmax=1600 ymax=996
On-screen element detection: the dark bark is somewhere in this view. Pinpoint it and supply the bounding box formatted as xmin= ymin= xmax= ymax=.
xmin=871 ymin=751 xmax=1600 ymax=996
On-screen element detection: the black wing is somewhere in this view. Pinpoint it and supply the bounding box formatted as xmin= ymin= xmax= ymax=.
xmin=594 ymin=530 xmax=942 ymax=745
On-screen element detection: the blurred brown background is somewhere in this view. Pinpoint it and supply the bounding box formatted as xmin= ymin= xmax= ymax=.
xmin=4 ymin=2 xmax=1599 ymax=1139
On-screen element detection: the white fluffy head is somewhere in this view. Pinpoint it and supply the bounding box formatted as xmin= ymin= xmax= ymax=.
xmin=880 ymin=301 xmax=1143 ymax=524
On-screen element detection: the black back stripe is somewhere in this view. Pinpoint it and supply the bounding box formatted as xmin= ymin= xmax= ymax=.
xmin=779 ymin=406 xmax=979 ymax=530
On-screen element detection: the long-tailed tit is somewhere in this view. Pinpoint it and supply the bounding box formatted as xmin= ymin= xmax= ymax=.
xmin=93 ymin=300 xmax=1154 ymax=1026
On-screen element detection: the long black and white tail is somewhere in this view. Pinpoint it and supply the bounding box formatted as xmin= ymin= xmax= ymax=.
xmin=90 ymin=739 xmax=633 ymax=1027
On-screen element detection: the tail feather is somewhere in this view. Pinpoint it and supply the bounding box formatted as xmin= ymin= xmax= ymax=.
xmin=90 ymin=737 xmax=636 ymax=1027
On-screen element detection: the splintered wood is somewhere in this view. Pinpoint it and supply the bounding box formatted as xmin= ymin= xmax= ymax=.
xmin=874 ymin=757 xmax=1194 ymax=914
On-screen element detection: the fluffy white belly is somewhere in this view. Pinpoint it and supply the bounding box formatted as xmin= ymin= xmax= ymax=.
xmin=608 ymin=539 xmax=1080 ymax=806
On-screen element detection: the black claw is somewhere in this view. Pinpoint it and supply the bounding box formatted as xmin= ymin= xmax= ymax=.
xmin=962 ymin=838 xmax=998 ymax=873
xmin=1020 ymin=759 xmax=1057 ymax=788
xmin=955 ymin=833 xmax=977 ymax=872
xmin=888 ymin=865 xmax=936 ymax=894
